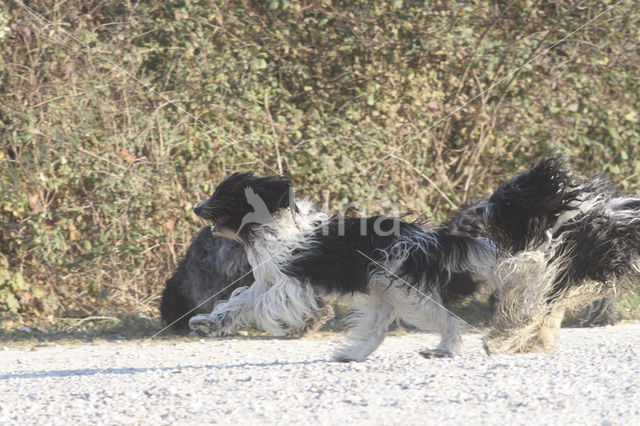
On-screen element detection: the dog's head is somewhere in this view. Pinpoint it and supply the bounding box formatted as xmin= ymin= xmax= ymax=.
xmin=477 ymin=157 xmax=577 ymax=251
xmin=194 ymin=172 xmax=294 ymax=240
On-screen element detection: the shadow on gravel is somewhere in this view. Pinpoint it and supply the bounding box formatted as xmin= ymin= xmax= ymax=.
xmin=0 ymin=316 xmax=343 ymax=347
xmin=0 ymin=317 xmax=165 ymax=346
xmin=1 ymin=359 xmax=331 ymax=380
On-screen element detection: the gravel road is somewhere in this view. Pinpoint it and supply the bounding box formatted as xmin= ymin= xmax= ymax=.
xmin=1 ymin=323 xmax=639 ymax=425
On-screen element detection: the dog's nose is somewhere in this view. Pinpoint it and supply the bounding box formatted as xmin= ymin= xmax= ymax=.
xmin=475 ymin=202 xmax=493 ymax=219
xmin=193 ymin=201 xmax=206 ymax=217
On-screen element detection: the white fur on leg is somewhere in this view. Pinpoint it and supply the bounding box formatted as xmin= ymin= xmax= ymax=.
xmin=384 ymin=286 xmax=462 ymax=357
xmin=189 ymin=284 xmax=259 ymax=336
xmin=253 ymin=280 xmax=320 ymax=336
xmin=189 ymin=278 xmax=322 ymax=337
xmin=333 ymin=290 xmax=393 ymax=362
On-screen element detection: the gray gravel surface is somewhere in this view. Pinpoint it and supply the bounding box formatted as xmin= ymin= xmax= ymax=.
xmin=1 ymin=324 xmax=640 ymax=425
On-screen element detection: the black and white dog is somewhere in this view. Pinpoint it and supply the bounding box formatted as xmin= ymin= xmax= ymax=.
xmin=188 ymin=172 xmax=497 ymax=361
xmin=478 ymin=158 xmax=640 ymax=354
xmin=160 ymin=167 xmax=617 ymax=333
xmin=441 ymin=194 xmax=620 ymax=328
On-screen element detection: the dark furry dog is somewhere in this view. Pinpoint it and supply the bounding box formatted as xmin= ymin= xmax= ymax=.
xmin=160 ymin=167 xmax=617 ymax=334
xmin=160 ymin=228 xmax=333 ymax=334
xmin=188 ymin=172 xmax=497 ymax=361
xmin=477 ymin=158 xmax=639 ymax=354
xmin=442 ymin=194 xmax=620 ymax=327
xmin=160 ymin=229 xmax=253 ymax=331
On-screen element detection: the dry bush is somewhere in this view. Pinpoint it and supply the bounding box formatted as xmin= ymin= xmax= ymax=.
xmin=1 ymin=0 xmax=639 ymax=328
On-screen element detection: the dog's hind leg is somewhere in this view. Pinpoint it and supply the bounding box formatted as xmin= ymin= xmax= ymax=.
xmin=390 ymin=290 xmax=463 ymax=358
xmin=398 ymin=290 xmax=462 ymax=358
xmin=524 ymin=306 xmax=565 ymax=353
xmin=333 ymin=291 xmax=393 ymax=362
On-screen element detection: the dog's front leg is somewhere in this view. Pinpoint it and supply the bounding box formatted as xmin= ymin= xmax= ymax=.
xmin=189 ymin=283 xmax=261 ymax=336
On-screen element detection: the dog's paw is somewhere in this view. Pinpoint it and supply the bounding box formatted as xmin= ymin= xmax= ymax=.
xmin=332 ymin=349 xmax=367 ymax=363
xmin=419 ymin=348 xmax=453 ymax=359
xmin=482 ymin=335 xmax=521 ymax=355
xmin=333 ymin=354 xmax=362 ymax=363
xmin=189 ymin=314 xmax=225 ymax=336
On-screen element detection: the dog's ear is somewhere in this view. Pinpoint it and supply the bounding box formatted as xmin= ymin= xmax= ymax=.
xmin=224 ymin=171 xmax=254 ymax=185
xmin=250 ymin=175 xmax=293 ymax=213
xmin=523 ymin=157 xmax=575 ymax=212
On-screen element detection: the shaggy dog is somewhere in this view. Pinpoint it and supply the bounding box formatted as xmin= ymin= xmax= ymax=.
xmin=160 ymin=229 xmax=333 ymax=334
xmin=160 ymin=169 xmax=617 ymax=333
xmin=160 ymin=229 xmax=254 ymax=331
xmin=187 ymin=172 xmax=497 ymax=361
xmin=442 ymin=195 xmax=620 ymax=327
xmin=477 ymin=158 xmax=639 ymax=354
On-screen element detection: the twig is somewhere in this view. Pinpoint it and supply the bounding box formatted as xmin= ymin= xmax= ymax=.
xmin=63 ymin=316 xmax=121 ymax=330
xmin=264 ymin=92 xmax=283 ymax=174
xmin=388 ymin=154 xmax=458 ymax=209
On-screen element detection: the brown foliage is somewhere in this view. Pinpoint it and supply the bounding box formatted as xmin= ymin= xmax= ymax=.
xmin=1 ymin=1 xmax=638 ymax=326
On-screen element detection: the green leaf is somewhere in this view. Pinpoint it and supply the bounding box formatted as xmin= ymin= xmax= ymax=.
xmin=250 ymin=58 xmax=268 ymax=71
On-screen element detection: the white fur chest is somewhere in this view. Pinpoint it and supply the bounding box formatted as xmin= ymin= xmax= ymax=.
xmin=245 ymin=201 xmax=328 ymax=287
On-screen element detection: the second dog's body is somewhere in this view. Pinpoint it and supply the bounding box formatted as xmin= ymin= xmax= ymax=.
xmin=442 ymin=193 xmax=620 ymax=328
xmin=160 ymin=229 xmax=253 ymax=330
xmin=479 ymin=159 xmax=640 ymax=354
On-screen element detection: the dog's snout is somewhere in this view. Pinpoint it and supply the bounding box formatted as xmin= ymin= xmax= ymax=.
xmin=475 ymin=202 xmax=494 ymax=224
xmin=193 ymin=201 xmax=207 ymax=217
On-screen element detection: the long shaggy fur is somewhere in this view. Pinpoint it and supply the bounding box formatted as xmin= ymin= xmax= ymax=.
xmin=160 ymin=225 xmax=333 ymax=335
xmin=160 ymin=229 xmax=253 ymax=330
xmin=441 ymin=191 xmax=620 ymax=327
xmin=480 ymin=158 xmax=638 ymax=354
xmin=188 ymin=172 xmax=497 ymax=361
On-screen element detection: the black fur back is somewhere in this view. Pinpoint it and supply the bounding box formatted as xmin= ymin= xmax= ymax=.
xmin=284 ymin=217 xmax=494 ymax=298
xmin=551 ymin=197 xmax=640 ymax=295
xmin=284 ymin=217 xmax=407 ymax=294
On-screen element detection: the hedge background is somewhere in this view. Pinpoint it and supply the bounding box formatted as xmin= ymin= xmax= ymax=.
xmin=1 ymin=0 xmax=639 ymax=329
